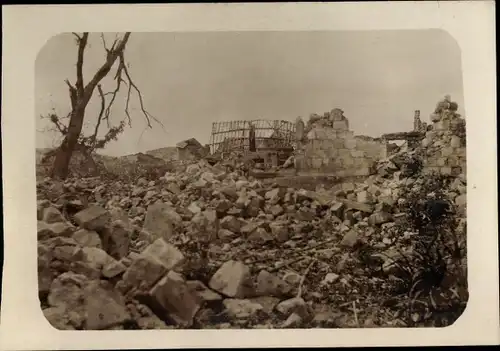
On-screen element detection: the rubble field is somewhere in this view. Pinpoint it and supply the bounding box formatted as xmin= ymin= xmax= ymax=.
xmin=36 ymin=97 xmax=467 ymax=330
xmin=37 ymin=149 xmax=467 ymax=330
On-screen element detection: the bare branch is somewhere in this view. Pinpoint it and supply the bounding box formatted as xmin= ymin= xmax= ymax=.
xmin=119 ymin=52 xmax=165 ymax=131
xmin=82 ymin=32 xmax=131 ymax=104
xmin=65 ymin=79 xmax=77 ymax=108
xmin=89 ymin=84 xmax=106 ymax=150
xmin=72 ymin=32 xmax=82 ymax=40
xmin=75 ymin=33 xmax=89 ymax=96
xmin=100 ymin=33 xmax=108 ymax=52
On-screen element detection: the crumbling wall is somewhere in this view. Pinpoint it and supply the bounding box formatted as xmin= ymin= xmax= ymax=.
xmin=294 ymin=109 xmax=386 ymax=177
xmin=421 ymin=96 xmax=466 ymax=176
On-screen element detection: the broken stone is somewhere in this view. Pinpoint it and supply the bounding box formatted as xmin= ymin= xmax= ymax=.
xmin=101 ymin=220 xmax=131 ymax=260
xmin=186 ymin=280 xmax=222 ymax=301
xmin=321 ymin=273 xmax=340 ymax=285
xmin=330 ymin=201 xmax=345 ymax=218
xmin=74 ymin=205 xmax=110 ymax=231
xmin=223 ymin=299 xmax=264 ymax=319
xmin=255 ymin=270 xmax=292 ymax=297
xmin=241 ymin=221 xmax=261 ymax=236
xmin=220 ymin=216 xmax=244 ymax=233
xmin=72 ymin=228 xmax=102 ymax=248
xmin=144 ymin=271 xmax=202 ymax=327
xmin=356 ymin=190 xmax=373 ymax=204
xmin=209 ymin=260 xmax=252 ymax=298
xmin=143 ymin=203 xmax=181 ymax=241
xmin=42 ymin=306 xmax=76 ymax=330
xmin=37 ymin=200 xmax=51 ymax=220
xmin=282 ymin=312 xmax=303 ymax=328
xmin=102 ymin=259 xmax=127 ymax=279
xmin=275 ymin=297 xmax=311 ymax=320
xmin=368 ymin=211 xmax=393 ymax=226
xmin=268 ymin=222 xmax=289 ymax=243
xmin=43 ymin=206 xmax=65 ymax=224
xmin=248 ymin=227 xmax=274 ymax=244
xmin=47 ymin=272 xmax=88 ymax=311
xmin=269 ymin=204 xmax=284 ymax=217
xmin=341 ymin=199 xmax=373 ymax=213
xmin=339 ymin=230 xmax=359 ymax=248
xmin=83 ymin=280 xmax=131 ymax=330
xmin=38 ymin=221 xmax=75 ymax=241
xmin=122 ymin=239 xmax=185 ymax=293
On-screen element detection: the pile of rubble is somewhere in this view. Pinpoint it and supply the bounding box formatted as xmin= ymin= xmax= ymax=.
xmin=37 ymin=139 xmax=467 ymax=329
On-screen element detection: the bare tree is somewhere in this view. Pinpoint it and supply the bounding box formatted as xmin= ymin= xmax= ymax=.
xmin=49 ymin=32 xmax=162 ymax=179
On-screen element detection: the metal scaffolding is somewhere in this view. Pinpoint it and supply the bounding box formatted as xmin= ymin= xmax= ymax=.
xmin=209 ymin=119 xmax=296 ymax=155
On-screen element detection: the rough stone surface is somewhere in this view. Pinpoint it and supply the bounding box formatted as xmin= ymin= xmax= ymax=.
xmin=209 ymin=261 xmax=252 ymax=298
xmin=74 ymin=206 xmax=110 ymax=231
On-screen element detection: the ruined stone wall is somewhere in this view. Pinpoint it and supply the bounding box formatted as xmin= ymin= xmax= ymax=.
xmin=421 ymin=97 xmax=466 ymax=176
xmin=294 ymin=109 xmax=386 ymax=177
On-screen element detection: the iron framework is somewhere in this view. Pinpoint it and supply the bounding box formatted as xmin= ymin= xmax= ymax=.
xmin=209 ymin=119 xmax=296 ymax=154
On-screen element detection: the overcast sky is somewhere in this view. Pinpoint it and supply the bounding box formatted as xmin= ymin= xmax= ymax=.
xmin=35 ymin=30 xmax=464 ymax=157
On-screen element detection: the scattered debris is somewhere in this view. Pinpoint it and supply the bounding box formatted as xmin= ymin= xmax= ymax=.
xmin=37 ymin=96 xmax=467 ymax=330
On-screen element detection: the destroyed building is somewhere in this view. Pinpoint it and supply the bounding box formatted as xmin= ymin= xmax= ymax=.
xmin=208 ymin=120 xmax=296 ymax=168
xmin=205 ymin=96 xmax=465 ymax=178
xmin=176 ymin=138 xmax=210 ymax=161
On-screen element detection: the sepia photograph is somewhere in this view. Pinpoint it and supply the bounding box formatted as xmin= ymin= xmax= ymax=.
xmin=34 ymin=30 xmax=468 ymax=330
xmin=1 ymin=2 xmax=498 ymax=349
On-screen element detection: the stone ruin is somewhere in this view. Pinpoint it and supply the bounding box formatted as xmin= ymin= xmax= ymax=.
xmin=292 ymin=95 xmax=466 ymax=178
xmin=421 ymin=95 xmax=466 ymax=176
xmin=294 ymin=108 xmax=387 ymax=177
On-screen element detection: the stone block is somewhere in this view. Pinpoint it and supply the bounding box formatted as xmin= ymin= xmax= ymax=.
xmin=101 ymin=220 xmax=131 ymax=260
xmin=43 ymin=207 xmax=65 ymax=224
xmin=338 ymin=149 xmax=351 ymax=158
xmin=255 ymin=270 xmax=292 ymax=297
xmin=72 ymin=229 xmax=102 ymax=248
xmin=344 ymin=138 xmax=357 ymax=149
xmin=351 ymin=150 xmax=364 ymax=158
xmin=311 ymin=158 xmax=323 ymax=169
xmin=447 ymin=156 xmax=459 ymax=167
xmin=455 ymin=147 xmax=466 ymax=158
xmin=340 ymin=157 xmax=354 ymax=167
xmin=450 ymin=135 xmax=462 ymax=148
xmin=74 ymin=206 xmax=110 ymax=231
xmin=122 ymin=239 xmax=185 ymax=292
xmin=440 ymin=167 xmax=452 ymax=175
xmin=209 ymin=260 xmax=252 ymax=298
xmin=441 ymin=147 xmax=454 ymax=157
xmin=143 ymin=203 xmax=182 ymax=242
xmin=332 ymin=139 xmax=344 ymax=148
xmin=332 ymin=120 xmax=348 ymax=131
xmin=145 ymin=271 xmax=202 ymax=327
xmin=437 ymin=157 xmax=446 ymax=167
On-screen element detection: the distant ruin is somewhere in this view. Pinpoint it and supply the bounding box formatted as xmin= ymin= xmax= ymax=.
xmin=208 ymin=120 xmax=296 ymax=168
xmin=207 ymin=95 xmax=466 ymax=178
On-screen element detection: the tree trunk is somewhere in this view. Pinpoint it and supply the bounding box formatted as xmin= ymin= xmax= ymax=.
xmin=51 ymin=106 xmax=85 ymax=179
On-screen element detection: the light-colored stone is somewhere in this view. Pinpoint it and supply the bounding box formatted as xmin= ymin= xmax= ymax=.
xmin=43 ymin=206 xmax=65 ymax=224
xmin=255 ymin=270 xmax=292 ymax=297
xmin=143 ymin=203 xmax=181 ymax=241
xmin=122 ymin=239 xmax=185 ymax=293
xmin=72 ymin=229 xmax=102 ymax=248
xmin=339 ymin=230 xmax=359 ymax=248
xmin=101 ymin=220 xmax=131 ymax=260
xmin=74 ymin=206 xmax=110 ymax=231
xmin=146 ymin=271 xmax=202 ymax=327
xmin=38 ymin=221 xmax=75 ymax=240
xmin=186 ymin=280 xmax=222 ymax=301
xmin=83 ymin=280 xmax=131 ymax=330
xmin=276 ymin=297 xmax=311 ymax=320
xmin=269 ymin=222 xmax=289 ymax=243
xmin=223 ymin=299 xmax=264 ymax=319
xmin=209 ymin=260 xmax=252 ymax=298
